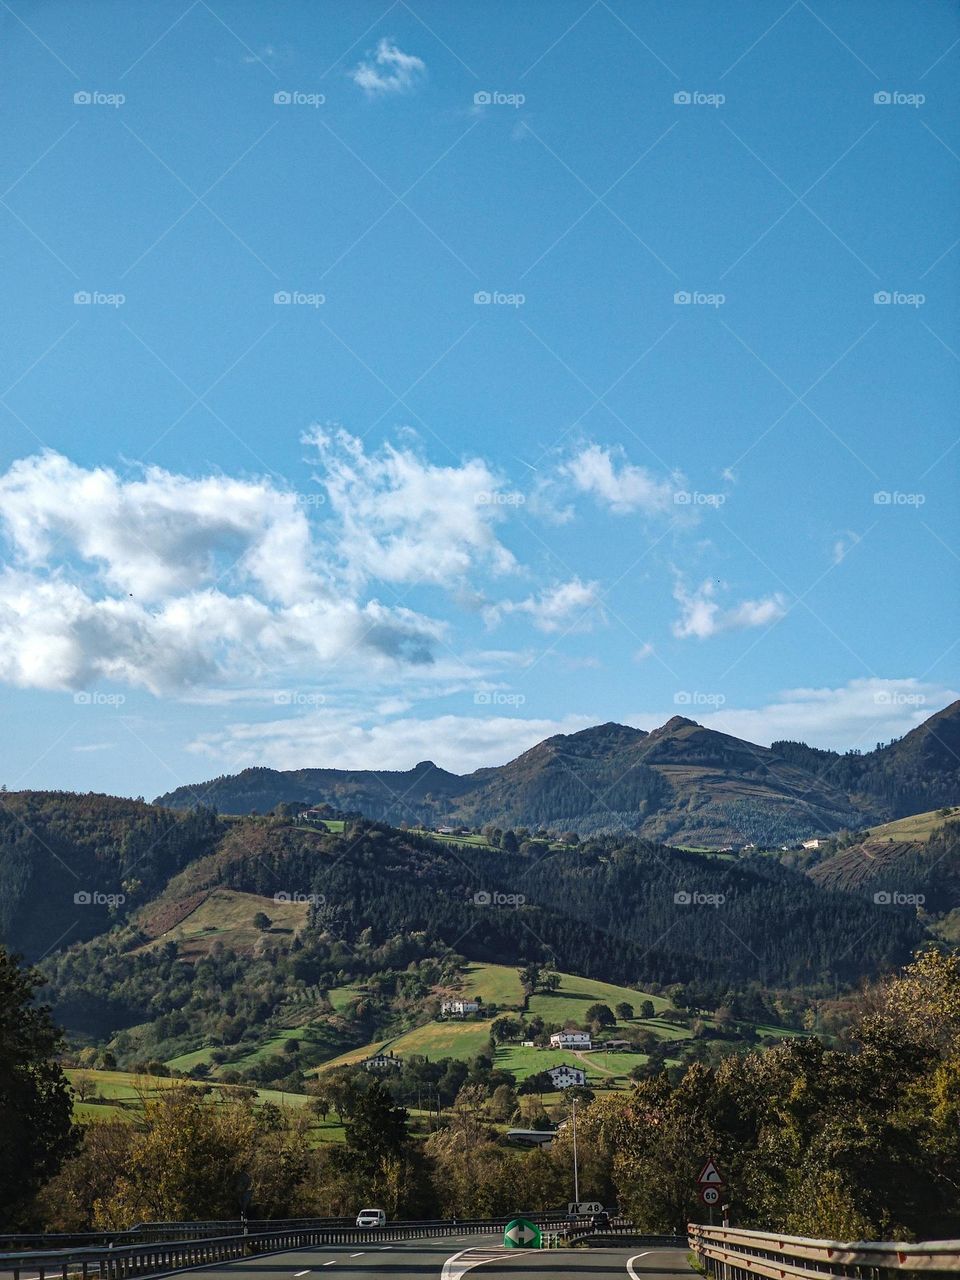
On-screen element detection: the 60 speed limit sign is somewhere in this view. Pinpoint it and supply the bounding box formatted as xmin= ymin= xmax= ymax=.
xmin=700 ymin=1186 xmax=721 ymax=1206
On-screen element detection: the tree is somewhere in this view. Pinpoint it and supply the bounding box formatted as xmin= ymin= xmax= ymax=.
xmin=639 ymin=999 xmax=656 ymax=1020
xmin=585 ymin=1002 xmax=616 ymax=1030
xmin=491 ymin=1016 xmax=522 ymax=1043
xmin=615 ymin=1002 xmax=634 ymax=1021
xmin=253 ymin=912 xmax=272 ymax=932
xmin=542 ymin=972 xmax=561 ymax=994
xmin=501 ymin=829 xmax=519 ymax=854
xmin=518 ymin=964 xmax=542 ymax=999
xmin=0 ymin=948 xmax=76 ymax=1227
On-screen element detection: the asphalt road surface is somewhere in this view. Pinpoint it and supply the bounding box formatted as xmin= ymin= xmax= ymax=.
xmin=159 ymin=1237 xmax=692 ymax=1280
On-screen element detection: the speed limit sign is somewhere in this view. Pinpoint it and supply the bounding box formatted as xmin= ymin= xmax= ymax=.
xmin=700 ymin=1186 xmax=720 ymax=1206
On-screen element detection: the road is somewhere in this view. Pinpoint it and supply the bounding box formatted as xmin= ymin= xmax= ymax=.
xmin=160 ymin=1237 xmax=692 ymax=1280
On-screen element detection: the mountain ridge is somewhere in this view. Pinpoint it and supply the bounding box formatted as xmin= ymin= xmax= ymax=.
xmin=155 ymin=702 xmax=960 ymax=847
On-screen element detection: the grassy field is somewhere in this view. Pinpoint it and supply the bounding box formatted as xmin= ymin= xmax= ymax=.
xmin=866 ymin=807 xmax=959 ymax=842
xmin=65 ymin=1068 xmax=341 ymax=1136
xmin=460 ymin=962 xmax=525 ymax=1006
xmin=328 ymin=984 xmax=363 ymax=1012
xmin=295 ymin=820 xmax=345 ymax=833
xmin=527 ymin=972 xmax=671 ymax=1025
xmin=139 ymin=888 xmax=308 ymax=957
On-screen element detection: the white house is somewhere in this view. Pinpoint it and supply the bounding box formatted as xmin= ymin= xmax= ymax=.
xmin=547 ymin=1063 xmax=587 ymax=1090
xmin=361 ymin=1051 xmax=401 ymax=1072
xmin=802 ymin=838 xmax=824 ymax=850
xmin=550 ymin=1030 xmax=592 ymax=1050
xmin=441 ymin=999 xmax=480 ymax=1017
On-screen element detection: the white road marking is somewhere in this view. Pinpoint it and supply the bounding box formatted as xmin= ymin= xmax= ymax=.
xmin=441 ymin=1246 xmax=511 ymax=1280
xmin=627 ymin=1252 xmax=657 ymax=1280
xmin=323 ymin=1262 xmax=336 ymax=1267
xmin=295 ymin=1270 xmax=311 ymax=1275
xmin=350 ymin=1253 xmax=364 ymax=1258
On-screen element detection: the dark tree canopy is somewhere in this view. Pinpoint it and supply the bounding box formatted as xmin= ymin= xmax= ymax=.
xmin=0 ymin=948 xmax=75 ymax=1226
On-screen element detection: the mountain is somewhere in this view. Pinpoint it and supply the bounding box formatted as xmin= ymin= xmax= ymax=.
xmin=31 ymin=806 xmax=926 ymax=1070
xmin=773 ymin=699 xmax=960 ymax=820
xmin=154 ymin=706 xmax=960 ymax=846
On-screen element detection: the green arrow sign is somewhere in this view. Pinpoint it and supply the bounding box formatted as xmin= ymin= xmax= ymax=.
xmin=503 ymin=1217 xmax=541 ymax=1249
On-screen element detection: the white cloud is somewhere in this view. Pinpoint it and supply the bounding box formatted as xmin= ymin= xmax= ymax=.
xmin=672 ymin=578 xmax=786 ymax=640
xmin=694 ymin=678 xmax=958 ymax=752
xmin=304 ymin=427 xmax=517 ymax=587
xmin=0 ymin=450 xmax=320 ymax=605
xmin=484 ymin=578 xmax=603 ymax=633
xmin=0 ymin=571 xmax=444 ymax=695
xmin=351 ymin=39 xmax=426 ymax=96
xmin=832 ymin=529 xmax=862 ymax=564
xmin=561 ymin=443 xmax=677 ymax=516
xmin=0 ymin=451 xmax=461 ymax=694
xmin=190 ymin=711 xmax=597 ymax=775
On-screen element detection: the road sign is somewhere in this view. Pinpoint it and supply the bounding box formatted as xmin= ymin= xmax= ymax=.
xmin=700 ymin=1186 xmax=721 ymax=1206
xmin=568 ymin=1201 xmax=603 ymax=1215
xmin=504 ymin=1218 xmax=542 ymax=1249
xmin=697 ymin=1158 xmax=725 ymax=1186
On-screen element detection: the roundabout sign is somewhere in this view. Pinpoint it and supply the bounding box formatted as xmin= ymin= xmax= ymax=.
xmin=503 ymin=1217 xmax=541 ymax=1248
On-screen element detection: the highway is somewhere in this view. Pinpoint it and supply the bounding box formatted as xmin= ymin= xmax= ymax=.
xmin=164 ymin=1237 xmax=692 ymax=1280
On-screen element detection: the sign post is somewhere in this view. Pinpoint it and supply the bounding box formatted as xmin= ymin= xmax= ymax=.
xmin=504 ymin=1218 xmax=542 ymax=1249
xmin=696 ymin=1159 xmax=726 ymax=1227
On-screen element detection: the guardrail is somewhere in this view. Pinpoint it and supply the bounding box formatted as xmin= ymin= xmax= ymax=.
xmin=0 ymin=1216 xmax=575 ymax=1280
xmin=0 ymin=1222 xmax=357 ymax=1253
xmin=688 ymin=1224 xmax=960 ymax=1279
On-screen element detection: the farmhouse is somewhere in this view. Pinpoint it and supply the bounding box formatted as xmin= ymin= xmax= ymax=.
xmin=441 ymin=998 xmax=480 ymax=1017
xmin=802 ymin=838 xmax=824 ymax=850
xmin=546 ymin=1063 xmax=587 ymax=1090
xmin=361 ymin=1051 xmax=401 ymax=1072
xmin=550 ymin=1030 xmax=592 ymax=1049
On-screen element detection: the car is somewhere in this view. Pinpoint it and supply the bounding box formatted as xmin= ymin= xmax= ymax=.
xmin=590 ymin=1210 xmax=610 ymax=1230
xmin=356 ymin=1209 xmax=387 ymax=1228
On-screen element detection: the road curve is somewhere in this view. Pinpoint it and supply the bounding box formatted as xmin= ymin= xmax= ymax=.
xmin=153 ymin=1236 xmax=692 ymax=1280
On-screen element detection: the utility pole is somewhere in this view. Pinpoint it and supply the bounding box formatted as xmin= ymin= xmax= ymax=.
xmin=572 ymin=1095 xmax=580 ymax=1207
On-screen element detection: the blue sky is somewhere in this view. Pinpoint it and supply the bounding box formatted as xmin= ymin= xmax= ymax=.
xmin=0 ymin=0 xmax=957 ymax=799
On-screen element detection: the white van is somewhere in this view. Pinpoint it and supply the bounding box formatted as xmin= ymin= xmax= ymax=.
xmin=356 ymin=1209 xmax=387 ymax=1228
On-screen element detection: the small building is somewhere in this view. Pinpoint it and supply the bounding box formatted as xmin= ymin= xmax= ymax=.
xmin=802 ymin=838 xmax=824 ymax=850
xmin=441 ymin=999 xmax=480 ymax=1017
xmin=521 ymin=1040 xmax=535 ymax=1047
xmin=550 ymin=1030 xmax=592 ymax=1050
xmin=361 ymin=1051 xmax=401 ymax=1073
xmin=547 ymin=1063 xmax=587 ymax=1090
